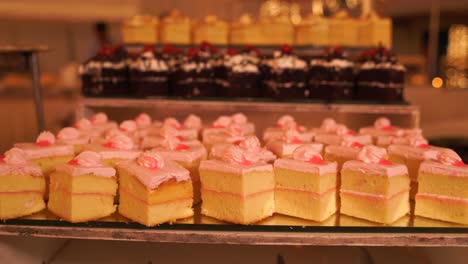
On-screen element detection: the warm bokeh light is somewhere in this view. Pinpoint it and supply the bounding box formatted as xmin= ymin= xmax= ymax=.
xmin=431 ymin=77 xmax=443 ymax=88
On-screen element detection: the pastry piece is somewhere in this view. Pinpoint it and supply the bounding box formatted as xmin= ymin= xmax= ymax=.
xmin=82 ymin=134 xmax=141 ymax=167
xmin=202 ymin=123 xmax=245 ymax=151
xmin=314 ymin=120 xmax=371 ymax=147
xmin=210 ymin=136 xmax=276 ymax=163
xmin=162 ymin=116 xmax=200 ymax=140
xmin=258 ymin=16 xmax=294 ymax=45
xmin=358 ymin=8 xmax=392 ymax=48
xmin=415 ymin=150 xmax=467 ymax=224
xmin=274 ymin=144 xmax=337 ymax=221
xmin=79 ymin=45 xmax=130 ymax=96
xmin=48 ymin=151 xmax=117 ymax=223
xmin=261 ymin=45 xmax=308 ymax=99
xmin=199 ymin=145 xmax=275 ymax=224
xmin=295 ymin=7 xmax=329 ymax=46
xmin=262 ymin=115 xmax=314 ymax=143
xmin=222 ymin=46 xmax=261 ymax=97
xmin=202 ymin=113 xmax=255 ymax=139
xmin=122 ymin=15 xmax=159 ymax=44
xmin=377 ymin=133 xmax=426 ymax=148
xmin=159 ymin=9 xmax=192 ymax=45
xmin=308 ymin=47 xmax=354 ymax=100
xmin=230 ymin=14 xmax=263 ymax=45
xmin=150 ymin=136 xmax=207 ymax=204
xmin=328 ymin=10 xmax=359 ymax=47
xmin=57 ymin=127 xmax=90 ymax=154
xmin=172 ymin=47 xmax=216 ymax=97
xmin=356 ymin=47 xmax=406 ymax=102
xmin=15 ymin=131 xmax=74 ymax=175
xmin=118 ymin=151 xmax=193 ymax=226
xmin=387 ymin=138 xmax=440 ymax=199
xmin=324 ymin=139 xmax=364 ymax=172
xmin=266 ymin=129 xmax=319 ymax=158
xmin=341 ymin=146 xmax=410 ymax=224
xmin=359 ymin=117 xmax=419 ymax=143
xmin=193 ymin=15 xmax=228 ymax=45
xmin=129 ymin=45 xmax=170 ymax=97
xmin=0 ymin=148 xmax=45 ymax=220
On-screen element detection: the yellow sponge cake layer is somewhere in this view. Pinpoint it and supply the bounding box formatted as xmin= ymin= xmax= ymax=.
xmin=32 ymin=156 xmax=74 ymax=175
xmin=415 ymin=193 xmax=468 ymax=225
xmin=48 ymin=191 xmax=116 ymax=223
xmin=341 ymin=190 xmax=410 ymax=224
xmin=0 ymin=192 xmax=45 ymax=220
xmin=341 ymin=170 xmax=409 ymax=197
xmin=274 ymin=168 xmax=336 ymax=193
xmin=0 ymin=174 xmax=45 ymax=193
xmin=275 ymin=187 xmax=336 ymax=222
xmin=49 ymin=172 xmax=117 ymax=195
xmin=419 ymin=172 xmax=468 ymax=198
xmin=200 ymin=166 xmax=274 ymax=196
xmin=201 ymin=188 xmax=274 ymax=224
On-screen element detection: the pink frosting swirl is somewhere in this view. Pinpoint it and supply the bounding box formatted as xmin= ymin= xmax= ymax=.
xmin=103 ymin=134 xmax=134 ymax=150
xmin=222 ymin=146 xmax=259 ymax=165
xmin=282 ymin=129 xmax=302 ymax=144
xmin=137 ymin=151 xmax=165 ymax=170
xmin=104 ymin=129 xmax=125 ymax=141
xmin=134 ymin=113 xmax=152 ymax=128
xmin=340 ymin=136 xmax=364 ymax=148
xmin=183 ymin=114 xmax=202 ymax=129
xmin=335 ymin=125 xmax=351 ymax=135
xmin=226 ymin=124 xmax=244 ymax=137
xmin=231 ymin=113 xmax=247 ymax=124
xmin=57 ymin=127 xmax=81 ymax=141
xmin=69 ymin=151 xmax=102 ymax=167
xmin=212 ymin=116 xmax=232 ymax=128
xmin=36 ymin=131 xmax=56 ymax=146
xmin=277 ymin=115 xmax=296 ymax=128
xmin=159 ymin=125 xmax=179 ymax=138
xmin=164 ymin=117 xmax=182 ymax=129
xmin=437 ymin=149 xmax=464 ymax=167
xmin=75 ymin=118 xmax=93 ymax=131
xmin=374 ymin=117 xmax=393 ymax=130
xmin=408 ymin=135 xmax=429 ymax=148
xmin=357 ymin=146 xmax=389 ymax=164
xmin=238 ymin=136 xmax=262 ymax=153
xmin=91 ymin=112 xmax=108 ymax=124
xmin=160 ymin=136 xmax=189 ymax=151
xmin=119 ymin=120 xmax=137 ymax=132
xmin=292 ymin=144 xmax=325 ymax=164
xmin=4 ymin=148 xmax=29 ymax=165
xmin=320 ymin=118 xmax=338 ymax=133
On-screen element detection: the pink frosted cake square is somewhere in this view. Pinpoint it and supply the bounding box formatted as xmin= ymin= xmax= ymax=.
xmin=266 ymin=130 xmax=321 ymax=158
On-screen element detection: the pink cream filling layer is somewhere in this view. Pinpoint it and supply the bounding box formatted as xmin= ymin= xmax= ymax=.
xmin=340 ymin=188 xmax=410 ymax=202
xmin=201 ymin=187 xmax=274 ymax=199
xmin=52 ymin=188 xmax=115 ymax=197
xmin=275 ymin=186 xmax=336 ymax=199
xmin=416 ymin=193 xmax=468 ymax=205
xmin=0 ymin=190 xmax=44 ymax=195
xmin=120 ymin=187 xmax=192 ymax=206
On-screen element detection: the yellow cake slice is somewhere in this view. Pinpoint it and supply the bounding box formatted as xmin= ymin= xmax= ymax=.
xmin=230 ymin=14 xmax=264 ymax=45
xmin=150 ymin=136 xmax=207 ymax=204
xmin=57 ymin=127 xmax=91 ymax=154
xmin=47 ymin=151 xmax=117 ymax=223
xmin=265 ymin=128 xmax=319 ymax=158
xmin=15 ymin=131 xmax=75 ymax=175
xmin=202 ymin=114 xmax=255 ymax=140
xmin=274 ymin=144 xmax=337 ymax=221
xmin=193 ymin=15 xmax=228 ymax=45
xmin=0 ymin=148 xmax=45 ymax=220
xmin=82 ymin=134 xmax=141 ymax=167
xmin=117 ymin=151 xmax=193 ymax=226
xmin=199 ymin=145 xmax=275 ymax=224
xmin=415 ymin=150 xmax=468 ymax=224
xmin=159 ymin=9 xmax=192 ymax=45
xmin=341 ymin=146 xmax=410 ymax=224
xmin=122 ymin=15 xmax=159 ymax=44
xmin=262 ymin=115 xmax=314 ymax=144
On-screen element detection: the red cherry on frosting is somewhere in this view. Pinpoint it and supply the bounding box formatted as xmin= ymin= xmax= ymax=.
xmin=176 ymin=136 xmax=185 ymax=141
xmin=199 ymin=41 xmax=212 ymax=51
xmin=36 ymin=140 xmax=52 ymax=147
xmin=187 ymin=48 xmax=198 ymax=58
xmin=175 ymin=144 xmax=190 ymax=151
xmin=378 ymin=158 xmax=393 ymax=165
xmin=291 ymin=136 xmax=302 ymax=144
xmin=240 ymin=156 xmax=252 ymax=166
xmin=351 ymin=142 xmax=364 ymax=148
xmin=280 ymin=44 xmax=293 ymax=55
xmin=453 ymin=160 xmax=465 ymax=167
xmin=333 ymin=46 xmax=344 ymax=55
xmin=103 ymin=142 xmax=117 ymax=149
xmin=0 ymin=155 xmax=5 ymax=162
xmin=68 ymin=159 xmax=79 ymax=166
xmin=99 ymin=44 xmax=113 ymax=56
xmin=143 ymin=44 xmax=156 ymax=53
xmin=227 ymin=47 xmax=238 ymax=56
xmin=308 ymin=155 xmax=326 ymax=165
xmin=381 ymin=125 xmax=394 ymax=131
xmin=347 ymin=130 xmax=356 ymax=136
xmin=417 ymin=144 xmax=430 ymax=149
xmin=210 ymin=46 xmax=219 ymax=54
xmin=233 ymin=140 xmax=242 ymax=146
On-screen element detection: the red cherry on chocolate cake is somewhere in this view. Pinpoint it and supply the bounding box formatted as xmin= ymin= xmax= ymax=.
xmin=199 ymin=41 xmax=212 ymax=51
xmin=227 ymin=47 xmax=238 ymax=56
xmin=187 ymin=47 xmax=199 ymax=58
xmin=333 ymin=46 xmax=344 ymax=55
xmin=98 ymin=44 xmax=114 ymax=56
xmin=280 ymin=44 xmax=293 ymax=55
xmin=143 ymin=44 xmax=156 ymax=53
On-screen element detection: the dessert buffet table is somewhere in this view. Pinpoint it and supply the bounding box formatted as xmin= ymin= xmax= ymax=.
xmin=1 ymin=208 xmax=467 ymax=246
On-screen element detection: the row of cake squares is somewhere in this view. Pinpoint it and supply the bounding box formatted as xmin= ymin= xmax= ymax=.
xmin=0 ymin=112 xmax=466 ymax=226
